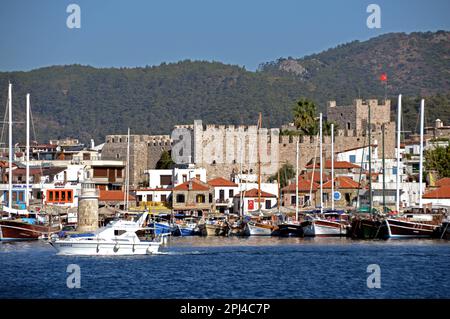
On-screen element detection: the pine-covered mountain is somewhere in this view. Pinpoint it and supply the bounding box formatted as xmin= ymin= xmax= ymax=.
xmin=0 ymin=31 xmax=449 ymax=144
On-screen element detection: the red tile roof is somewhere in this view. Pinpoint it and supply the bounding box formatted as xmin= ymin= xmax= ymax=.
xmin=282 ymin=179 xmax=318 ymax=192
xmin=323 ymin=176 xmax=360 ymax=189
xmin=207 ymin=177 xmax=238 ymax=187
xmin=435 ymin=177 xmax=450 ymax=187
xmin=173 ymin=178 xmax=210 ymax=191
xmin=299 ymin=172 xmax=331 ymax=183
xmin=237 ymin=188 xmax=276 ymax=198
xmin=306 ymin=160 xmax=361 ymax=170
xmin=99 ymin=190 xmax=135 ymax=201
xmin=422 ymin=186 xmax=450 ymax=199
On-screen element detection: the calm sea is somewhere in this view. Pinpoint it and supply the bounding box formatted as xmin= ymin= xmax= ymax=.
xmin=0 ymin=237 xmax=449 ymax=299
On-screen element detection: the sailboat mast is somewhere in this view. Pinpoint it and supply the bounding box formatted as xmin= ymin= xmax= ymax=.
xmin=382 ymin=123 xmax=386 ymax=212
xmin=368 ymin=102 xmax=372 ymax=214
xmin=319 ymin=113 xmax=323 ymax=213
xmin=126 ymin=127 xmax=130 ymax=211
xmin=257 ymin=113 xmax=261 ymax=211
xmin=295 ymin=139 xmax=299 ymax=221
xmin=396 ymin=94 xmax=402 ymax=212
xmin=8 ymin=83 xmax=12 ymax=212
xmin=419 ymin=99 xmax=424 ymax=208
xmin=331 ymin=123 xmax=334 ymax=210
xmin=26 ymin=93 xmax=30 ymax=208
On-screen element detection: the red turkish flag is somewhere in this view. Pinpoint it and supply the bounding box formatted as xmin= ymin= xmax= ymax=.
xmin=248 ymin=200 xmax=254 ymax=210
xmin=380 ymin=73 xmax=387 ymax=82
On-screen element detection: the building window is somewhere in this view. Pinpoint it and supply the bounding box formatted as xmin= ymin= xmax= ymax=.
xmin=393 ymin=167 xmax=398 ymax=175
xmin=219 ymin=189 xmax=225 ymax=200
xmin=196 ymin=194 xmax=206 ymax=203
xmin=229 ymin=189 xmax=234 ymax=198
xmin=196 ymin=174 xmax=201 ymax=180
xmin=160 ymin=175 xmax=172 ymax=186
xmin=265 ymin=200 xmax=271 ymax=209
xmin=161 ymin=195 xmax=167 ymax=202
xmin=349 ymin=155 xmax=356 ymax=163
xmin=93 ymin=168 xmax=108 ymax=177
xmin=46 ymin=189 xmax=73 ymax=203
xmin=148 ymin=194 xmax=153 ymax=202
xmin=176 ymin=194 xmax=185 ymax=203
xmin=291 ymin=195 xmax=296 ymax=205
xmin=182 ymin=175 xmax=187 ymax=183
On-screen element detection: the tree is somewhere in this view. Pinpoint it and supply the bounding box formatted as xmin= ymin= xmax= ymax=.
xmin=155 ymin=150 xmax=175 ymax=169
xmin=293 ymin=98 xmax=317 ymax=135
xmin=268 ymin=163 xmax=295 ymax=188
xmin=425 ymin=145 xmax=450 ymax=179
xmin=292 ymin=98 xmax=337 ymax=136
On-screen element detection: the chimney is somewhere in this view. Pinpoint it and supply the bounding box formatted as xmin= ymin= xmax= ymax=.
xmin=90 ymin=139 xmax=95 ymax=149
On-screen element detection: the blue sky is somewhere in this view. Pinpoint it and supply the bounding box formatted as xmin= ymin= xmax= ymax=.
xmin=0 ymin=0 xmax=449 ymax=71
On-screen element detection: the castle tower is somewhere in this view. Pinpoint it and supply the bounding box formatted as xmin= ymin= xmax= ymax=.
xmin=77 ymin=180 xmax=99 ymax=232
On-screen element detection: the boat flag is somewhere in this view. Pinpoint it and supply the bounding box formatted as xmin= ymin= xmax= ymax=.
xmin=380 ymin=73 xmax=387 ymax=82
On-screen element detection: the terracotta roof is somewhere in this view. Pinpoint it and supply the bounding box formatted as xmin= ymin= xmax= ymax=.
xmin=299 ymin=172 xmax=331 ymax=183
xmin=435 ymin=177 xmax=450 ymax=187
xmin=99 ymin=190 xmax=136 ymax=201
xmin=422 ymin=186 xmax=450 ymax=199
xmin=306 ymin=160 xmax=361 ymax=170
xmin=173 ymin=178 xmax=210 ymax=191
xmin=237 ymin=188 xmax=276 ymax=198
xmin=323 ymin=176 xmax=360 ymax=189
xmin=207 ymin=177 xmax=238 ymax=187
xmin=283 ymin=179 xmax=318 ymax=192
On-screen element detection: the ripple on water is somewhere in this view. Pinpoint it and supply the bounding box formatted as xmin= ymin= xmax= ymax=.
xmin=0 ymin=237 xmax=449 ymax=298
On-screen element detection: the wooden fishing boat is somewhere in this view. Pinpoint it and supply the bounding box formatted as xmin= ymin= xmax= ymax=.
xmin=302 ymin=212 xmax=350 ymax=237
xmin=247 ymin=221 xmax=278 ymax=236
xmin=0 ymin=218 xmax=60 ymax=241
xmin=272 ymin=222 xmax=303 ymax=237
xmin=350 ymin=215 xmax=387 ymax=239
xmin=384 ymin=207 xmax=447 ymax=239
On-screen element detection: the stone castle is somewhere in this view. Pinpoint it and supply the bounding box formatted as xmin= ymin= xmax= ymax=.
xmin=101 ymin=99 xmax=395 ymax=187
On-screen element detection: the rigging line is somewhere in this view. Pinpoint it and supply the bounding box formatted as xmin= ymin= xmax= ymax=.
xmin=0 ymin=96 xmax=8 ymax=148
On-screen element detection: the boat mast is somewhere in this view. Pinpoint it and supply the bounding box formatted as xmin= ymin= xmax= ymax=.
xmin=126 ymin=127 xmax=130 ymax=211
xmin=368 ymin=102 xmax=372 ymax=214
xmin=382 ymin=123 xmax=386 ymax=212
xmin=277 ymin=166 xmax=281 ymax=213
xmin=8 ymin=83 xmax=12 ymax=213
xmin=331 ymin=123 xmax=334 ymax=210
xmin=257 ymin=113 xmax=262 ymax=211
xmin=419 ymin=99 xmax=424 ymax=208
xmin=26 ymin=93 xmax=30 ymax=208
xmin=319 ymin=113 xmax=323 ymax=214
xmin=239 ymin=135 xmax=244 ymax=216
xmin=396 ymin=94 xmax=402 ymax=212
xmin=295 ymin=139 xmax=299 ymax=221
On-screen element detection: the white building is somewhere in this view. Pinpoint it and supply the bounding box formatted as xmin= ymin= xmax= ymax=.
xmin=145 ymin=167 xmax=207 ymax=189
xmin=207 ymin=177 xmax=239 ymax=214
xmin=233 ymin=188 xmax=278 ymax=214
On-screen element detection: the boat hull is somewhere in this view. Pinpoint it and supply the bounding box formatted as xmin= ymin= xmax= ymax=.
xmin=205 ymin=224 xmax=228 ymax=236
xmin=302 ymin=220 xmax=347 ymax=237
xmin=385 ymin=218 xmax=438 ymax=239
xmin=50 ymin=240 xmax=161 ymax=255
xmin=272 ymin=223 xmax=303 ymax=237
xmin=350 ymin=218 xmax=386 ymax=239
xmin=0 ymin=220 xmax=60 ymax=241
xmin=247 ymin=223 xmax=274 ymax=236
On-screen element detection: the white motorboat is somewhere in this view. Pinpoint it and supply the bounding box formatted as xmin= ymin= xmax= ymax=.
xmin=50 ymin=213 xmax=166 ymax=255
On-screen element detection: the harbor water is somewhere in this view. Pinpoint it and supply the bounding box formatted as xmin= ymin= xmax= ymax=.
xmin=1 ymin=237 xmax=449 ymax=299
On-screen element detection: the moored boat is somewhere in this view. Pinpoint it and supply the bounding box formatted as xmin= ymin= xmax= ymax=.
xmin=272 ymin=222 xmax=303 ymax=237
xmin=0 ymin=219 xmax=60 ymax=241
xmin=302 ymin=212 xmax=350 ymax=237
xmin=247 ymin=221 xmax=277 ymax=236
xmin=384 ymin=207 xmax=447 ymax=239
